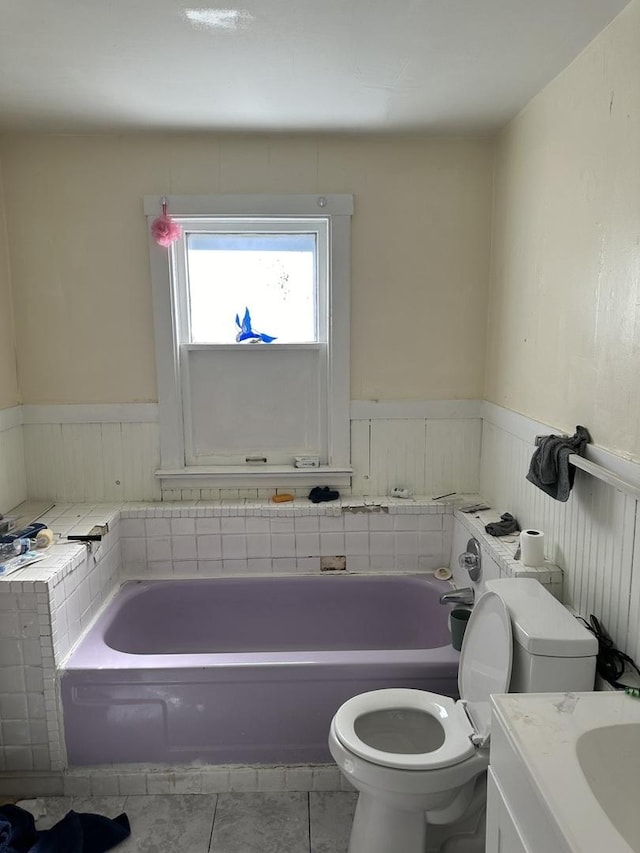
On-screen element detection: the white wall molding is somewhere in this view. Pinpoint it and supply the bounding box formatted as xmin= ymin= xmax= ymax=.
xmin=15 ymin=399 xmax=481 ymax=427
xmin=0 ymin=405 xmax=23 ymax=432
xmin=22 ymin=403 xmax=159 ymax=425
xmin=351 ymin=400 xmax=482 ymax=420
xmin=481 ymin=401 xmax=550 ymax=445
xmin=482 ymin=400 xmax=640 ymax=495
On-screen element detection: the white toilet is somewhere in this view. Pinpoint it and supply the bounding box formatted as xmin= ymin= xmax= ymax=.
xmin=328 ymin=578 xmax=598 ymax=853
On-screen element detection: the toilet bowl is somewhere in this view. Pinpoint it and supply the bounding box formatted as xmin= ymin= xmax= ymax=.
xmin=328 ymin=578 xmax=599 ymax=853
xmin=328 ymin=691 xmax=489 ymax=853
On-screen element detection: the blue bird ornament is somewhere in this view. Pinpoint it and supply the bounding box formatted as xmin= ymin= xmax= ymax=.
xmin=235 ymin=307 xmax=277 ymax=343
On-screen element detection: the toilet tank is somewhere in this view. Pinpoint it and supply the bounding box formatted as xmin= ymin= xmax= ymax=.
xmin=485 ymin=579 xmax=598 ymax=693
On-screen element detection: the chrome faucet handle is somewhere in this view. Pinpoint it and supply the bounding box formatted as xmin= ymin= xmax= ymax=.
xmin=458 ymin=537 xmax=482 ymax=582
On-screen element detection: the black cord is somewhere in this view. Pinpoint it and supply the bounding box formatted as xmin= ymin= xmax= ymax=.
xmin=577 ymin=614 xmax=640 ymax=689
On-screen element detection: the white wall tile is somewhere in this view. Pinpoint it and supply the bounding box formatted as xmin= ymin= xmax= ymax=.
xmin=196 ymin=535 xmax=222 ymax=560
xmin=293 ymin=516 xmax=319 ymax=532
xmin=146 ymin=518 xmax=171 ymax=536
xmin=320 ymin=532 xmax=345 ymax=555
xmin=272 ymin=557 xmax=297 ymax=572
xmin=170 ymin=517 xmax=196 ymax=536
xmin=146 ymin=537 xmax=172 ymax=562
xmin=245 ymin=517 xmax=270 ymax=533
xmin=295 ymin=533 xmax=320 ymax=557
xmin=222 ymin=558 xmax=249 ymax=573
xmin=195 ymin=516 xmax=221 ymax=534
xmin=368 ymin=513 xmax=394 ymax=532
xmin=221 ymin=535 xmax=248 ymax=559
xmin=271 ymin=534 xmax=296 ymax=558
xmin=220 ymin=516 xmax=246 ymax=534
xmin=345 ymin=532 xmax=369 ymax=555
xmin=121 ymin=538 xmax=147 ymax=565
xmin=270 ymin=517 xmax=294 ymax=534
xmin=369 ymin=532 xmax=394 ymax=556
xmin=246 ymin=557 xmax=272 ymax=573
xmin=172 ymin=536 xmax=197 ymax=560
xmin=246 ymin=533 xmax=272 ymax=558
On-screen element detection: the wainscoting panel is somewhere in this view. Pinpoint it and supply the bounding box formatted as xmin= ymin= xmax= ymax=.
xmin=351 ymin=417 xmax=482 ymax=497
xmin=349 ymin=419 xmax=370 ymax=496
xmin=24 ymin=422 xmax=161 ymax=503
xmin=0 ymin=423 xmax=27 ymax=512
xmin=480 ymin=414 xmax=639 ymax=660
xmin=18 ymin=402 xmax=482 ymax=503
xmin=426 ymin=419 xmax=482 ymax=498
xmin=368 ymin=419 xmax=427 ymax=496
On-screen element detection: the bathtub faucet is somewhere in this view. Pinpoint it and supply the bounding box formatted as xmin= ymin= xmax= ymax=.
xmin=439 ymin=587 xmax=475 ymax=606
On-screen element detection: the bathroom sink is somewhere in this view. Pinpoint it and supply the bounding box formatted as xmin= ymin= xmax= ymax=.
xmin=491 ymin=692 xmax=640 ymax=853
xmin=576 ymin=723 xmax=640 ymax=852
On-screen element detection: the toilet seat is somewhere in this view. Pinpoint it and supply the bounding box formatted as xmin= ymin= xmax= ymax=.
xmin=333 ymin=688 xmax=477 ymax=770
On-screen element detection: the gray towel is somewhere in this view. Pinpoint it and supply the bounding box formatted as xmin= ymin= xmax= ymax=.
xmin=485 ymin=512 xmax=519 ymax=537
xmin=526 ymin=426 xmax=591 ymax=502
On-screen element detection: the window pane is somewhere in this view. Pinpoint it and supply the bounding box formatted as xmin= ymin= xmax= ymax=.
xmin=186 ymin=232 xmax=317 ymax=343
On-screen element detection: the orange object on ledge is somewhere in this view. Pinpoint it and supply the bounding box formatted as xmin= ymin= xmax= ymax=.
xmin=272 ymin=493 xmax=295 ymax=503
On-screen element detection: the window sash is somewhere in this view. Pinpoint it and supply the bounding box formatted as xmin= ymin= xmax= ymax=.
xmin=172 ymin=217 xmax=329 ymax=347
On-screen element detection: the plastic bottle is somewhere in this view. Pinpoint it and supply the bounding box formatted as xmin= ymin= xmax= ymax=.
xmin=0 ymin=538 xmax=30 ymax=559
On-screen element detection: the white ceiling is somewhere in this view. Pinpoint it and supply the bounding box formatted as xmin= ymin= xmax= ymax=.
xmin=0 ymin=1 xmax=630 ymax=134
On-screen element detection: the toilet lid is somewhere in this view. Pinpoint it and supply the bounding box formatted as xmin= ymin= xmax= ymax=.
xmin=332 ymin=689 xmax=476 ymax=770
xmin=458 ymin=590 xmax=513 ymax=706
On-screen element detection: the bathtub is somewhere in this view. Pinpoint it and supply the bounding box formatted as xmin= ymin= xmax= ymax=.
xmin=61 ymin=574 xmax=459 ymax=766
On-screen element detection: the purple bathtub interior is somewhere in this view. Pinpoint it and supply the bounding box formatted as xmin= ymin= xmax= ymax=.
xmin=62 ymin=575 xmax=459 ymax=766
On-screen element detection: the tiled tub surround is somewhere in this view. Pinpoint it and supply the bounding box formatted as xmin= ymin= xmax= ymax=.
xmin=0 ymin=498 xmax=453 ymax=795
xmin=119 ymin=498 xmax=453 ymax=578
xmin=0 ymin=496 xmax=561 ymax=798
xmin=453 ymin=508 xmax=563 ymax=597
xmin=0 ymin=503 xmax=122 ymax=778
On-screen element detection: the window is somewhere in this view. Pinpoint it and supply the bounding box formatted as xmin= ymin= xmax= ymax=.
xmin=186 ymin=230 xmax=317 ymax=344
xmin=146 ymin=195 xmax=352 ymax=488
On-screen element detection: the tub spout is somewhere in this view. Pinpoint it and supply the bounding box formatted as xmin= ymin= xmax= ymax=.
xmin=439 ymin=587 xmax=475 ymax=606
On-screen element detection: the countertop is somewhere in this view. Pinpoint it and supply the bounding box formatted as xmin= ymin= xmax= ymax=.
xmin=491 ymin=691 xmax=640 ymax=853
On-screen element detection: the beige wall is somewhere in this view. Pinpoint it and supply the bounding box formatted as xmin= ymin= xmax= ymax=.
xmin=0 ymin=134 xmax=494 ymax=405
xmin=0 ymin=154 xmax=19 ymax=408
xmin=486 ymin=0 xmax=640 ymax=459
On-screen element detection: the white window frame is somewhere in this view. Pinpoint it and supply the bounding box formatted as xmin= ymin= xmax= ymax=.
xmin=145 ymin=194 xmax=353 ymax=488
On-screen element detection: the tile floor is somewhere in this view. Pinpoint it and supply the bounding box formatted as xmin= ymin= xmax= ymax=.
xmin=22 ymin=791 xmax=358 ymax=853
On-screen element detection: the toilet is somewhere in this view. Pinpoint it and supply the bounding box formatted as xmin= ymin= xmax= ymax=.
xmin=328 ymin=578 xmax=598 ymax=853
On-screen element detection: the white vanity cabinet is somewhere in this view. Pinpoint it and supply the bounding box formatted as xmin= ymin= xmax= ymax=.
xmin=486 ymin=697 xmax=573 ymax=853
xmin=486 ymin=768 xmax=529 ymax=853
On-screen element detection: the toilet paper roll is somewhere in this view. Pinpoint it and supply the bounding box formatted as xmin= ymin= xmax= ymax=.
xmin=520 ymin=529 xmax=545 ymax=567
xmin=34 ymin=528 xmax=54 ymax=549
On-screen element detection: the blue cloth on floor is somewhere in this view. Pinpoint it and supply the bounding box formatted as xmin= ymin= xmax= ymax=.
xmin=0 ymin=806 xmax=130 ymax=853
xmin=0 ymin=805 xmax=37 ymax=853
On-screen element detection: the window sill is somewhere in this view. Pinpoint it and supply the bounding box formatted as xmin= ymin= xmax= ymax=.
xmin=155 ymin=465 xmax=353 ymax=489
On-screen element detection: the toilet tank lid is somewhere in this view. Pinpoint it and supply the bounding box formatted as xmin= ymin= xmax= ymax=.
xmin=484 ymin=579 xmax=598 ymax=657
